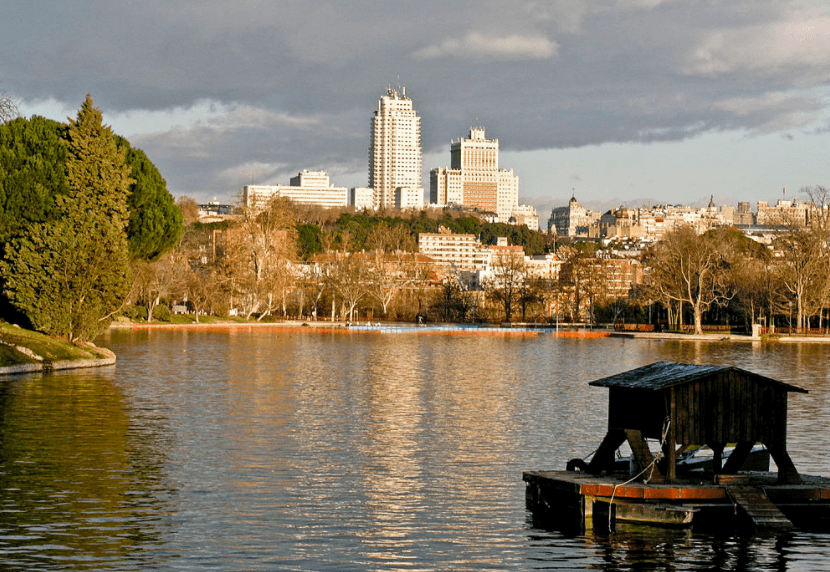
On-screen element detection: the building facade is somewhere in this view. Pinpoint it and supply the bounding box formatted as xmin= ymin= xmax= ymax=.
xmin=241 ymin=171 xmax=348 ymax=210
xmin=417 ymin=226 xmax=487 ymax=272
xmin=548 ymin=196 xmax=602 ymax=237
xmin=756 ymin=198 xmax=810 ymax=227
xmin=429 ymin=127 xmax=523 ymax=224
xmin=350 ymin=187 xmax=375 ymax=210
xmin=369 ymin=86 xmax=423 ymax=210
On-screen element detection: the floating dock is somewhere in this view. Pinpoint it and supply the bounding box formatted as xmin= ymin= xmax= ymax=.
xmin=525 ymin=361 xmax=830 ymax=532
xmin=524 ymin=470 xmax=830 ymax=531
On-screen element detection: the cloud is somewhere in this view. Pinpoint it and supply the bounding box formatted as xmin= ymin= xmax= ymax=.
xmin=4 ymin=1 xmax=830 ymax=203
xmin=713 ymin=91 xmax=823 ymax=133
xmin=684 ymin=17 xmax=830 ymax=81
xmin=413 ymin=32 xmax=558 ymax=61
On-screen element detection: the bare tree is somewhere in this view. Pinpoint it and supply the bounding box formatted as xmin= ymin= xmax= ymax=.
xmin=557 ymin=245 xmax=607 ymax=323
xmin=364 ymin=223 xmax=416 ymax=317
xmin=223 ymin=197 xmax=298 ymax=319
xmin=770 ymin=188 xmax=830 ymax=331
xmin=482 ymin=246 xmax=527 ymax=323
xmin=0 ymin=89 xmax=18 ymax=123
xmin=517 ymin=275 xmax=545 ymax=322
xmin=176 ymin=195 xmax=201 ymax=226
xmin=330 ymin=251 xmax=369 ymax=321
xmin=643 ymin=225 xmax=737 ymax=334
xmin=130 ymin=252 xmax=184 ymax=321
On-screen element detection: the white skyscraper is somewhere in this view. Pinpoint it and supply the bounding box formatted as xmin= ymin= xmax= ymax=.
xmin=369 ymin=86 xmax=423 ymax=210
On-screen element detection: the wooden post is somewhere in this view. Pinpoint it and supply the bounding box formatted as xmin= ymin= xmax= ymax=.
xmin=586 ymin=428 xmax=626 ymax=474
xmin=711 ymin=442 xmax=725 ymax=474
xmin=667 ymin=387 xmax=677 ymax=483
xmin=624 ymin=428 xmax=663 ymax=483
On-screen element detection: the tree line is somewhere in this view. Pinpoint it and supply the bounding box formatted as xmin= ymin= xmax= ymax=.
xmin=0 ymin=96 xmax=182 ymax=341
xmin=123 ymin=186 xmax=830 ymax=331
xmin=642 ymin=186 xmax=830 ymax=335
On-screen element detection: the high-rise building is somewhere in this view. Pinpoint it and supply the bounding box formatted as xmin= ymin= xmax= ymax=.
xmin=430 ymin=127 xmax=529 ymax=225
xmin=369 ymin=86 xmax=423 ymax=210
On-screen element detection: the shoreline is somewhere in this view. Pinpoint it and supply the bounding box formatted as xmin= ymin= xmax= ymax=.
xmin=109 ymin=321 xmax=830 ymax=343
xmin=0 ymin=346 xmax=116 ymax=376
xmin=6 ymin=323 xmax=826 ymax=377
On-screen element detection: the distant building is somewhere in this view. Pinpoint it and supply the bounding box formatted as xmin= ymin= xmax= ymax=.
xmin=369 ymin=86 xmax=423 ymax=210
xmin=430 ymin=127 xmax=535 ymax=227
xmin=756 ymin=196 xmax=810 ymax=227
xmin=417 ymin=226 xmax=487 ymax=273
xmin=396 ymin=186 xmax=424 ymax=210
xmin=241 ymin=171 xmax=348 ymax=210
xmin=509 ymin=204 xmax=539 ymax=231
xmin=734 ymin=201 xmax=755 ymax=226
xmin=198 ymin=200 xmax=233 ymax=217
xmin=548 ymin=195 xmax=602 ymax=237
xmin=350 ymin=187 xmax=375 ymax=210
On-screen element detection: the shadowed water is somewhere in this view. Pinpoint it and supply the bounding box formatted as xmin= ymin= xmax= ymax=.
xmin=2 ymin=330 xmax=830 ymax=570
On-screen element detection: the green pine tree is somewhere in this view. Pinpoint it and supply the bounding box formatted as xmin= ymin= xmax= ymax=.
xmin=117 ymin=138 xmax=183 ymax=261
xmin=1 ymin=95 xmax=134 ymax=342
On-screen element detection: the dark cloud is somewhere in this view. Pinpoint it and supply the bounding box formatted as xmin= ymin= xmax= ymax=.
xmin=3 ymin=0 xmax=829 ymax=200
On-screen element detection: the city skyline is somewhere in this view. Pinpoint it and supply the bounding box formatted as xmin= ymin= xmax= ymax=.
xmin=3 ymin=2 xmax=828 ymax=210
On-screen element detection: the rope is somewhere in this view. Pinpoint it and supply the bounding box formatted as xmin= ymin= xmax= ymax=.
xmin=607 ymin=417 xmax=672 ymax=532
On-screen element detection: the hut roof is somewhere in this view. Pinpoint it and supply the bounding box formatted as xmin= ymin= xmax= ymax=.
xmin=589 ymin=361 xmax=807 ymax=393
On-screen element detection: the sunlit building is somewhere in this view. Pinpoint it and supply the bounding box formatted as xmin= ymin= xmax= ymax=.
xmin=369 ymin=86 xmax=423 ymax=210
xmin=430 ymin=127 xmax=529 ymax=224
xmin=242 ymin=170 xmax=348 ymax=210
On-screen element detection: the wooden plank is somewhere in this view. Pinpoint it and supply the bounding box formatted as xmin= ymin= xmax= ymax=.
xmin=745 ymin=374 xmax=753 ymax=442
xmin=713 ymin=377 xmax=722 ymax=445
xmin=726 ymin=486 xmax=793 ymax=529
xmin=727 ymin=373 xmax=736 ymax=442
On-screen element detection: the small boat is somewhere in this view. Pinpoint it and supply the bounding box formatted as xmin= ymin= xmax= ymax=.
xmin=611 ymin=443 xmax=771 ymax=476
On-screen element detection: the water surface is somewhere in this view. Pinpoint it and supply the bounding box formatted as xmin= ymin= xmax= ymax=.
xmin=2 ymin=330 xmax=830 ymax=570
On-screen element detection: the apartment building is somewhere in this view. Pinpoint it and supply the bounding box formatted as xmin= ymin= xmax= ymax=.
xmin=417 ymin=226 xmax=487 ymax=272
xmin=242 ymin=171 xmax=348 ymax=210
xmin=369 ymin=86 xmax=423 ymax=210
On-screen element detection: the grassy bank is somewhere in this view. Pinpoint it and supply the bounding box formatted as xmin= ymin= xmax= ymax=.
xmin=0 ymin=321 xmax=113 ymax=369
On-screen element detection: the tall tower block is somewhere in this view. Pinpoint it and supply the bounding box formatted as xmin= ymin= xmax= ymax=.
xmin=369 ymin=86 xmax=423 ymax=209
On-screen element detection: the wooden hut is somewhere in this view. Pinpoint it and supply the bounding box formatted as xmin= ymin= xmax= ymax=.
xmin=585 ymin=361 xmax=807 ymax=484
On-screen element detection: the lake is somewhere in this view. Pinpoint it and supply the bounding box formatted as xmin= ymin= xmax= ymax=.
xmin=2 ymin=328 xmax=830 ymax=570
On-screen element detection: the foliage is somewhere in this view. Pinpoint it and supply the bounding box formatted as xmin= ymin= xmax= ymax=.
xmin=117 ymin=137 xmax=183 ymax=261
xmin=293 ymin=210 xmax=551 ymax=259
xmin=1 ymin=96 xmax=133 ymax=342
xmin=297 ymin=223 xmax=323 ymax=257
xmin=0 ymin=116 xmax=69 ymax=246
xmin=0 ymin=116 xmax=181 ymax=264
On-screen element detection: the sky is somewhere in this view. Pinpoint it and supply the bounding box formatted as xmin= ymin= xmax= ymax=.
xmin=2 ymin=0 xmax=829 ymax=215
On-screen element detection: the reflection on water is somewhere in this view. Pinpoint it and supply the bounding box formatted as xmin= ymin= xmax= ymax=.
xmin=1 ymin=331 xmax=830 ymax=570
xmin=0 ymin=368 xmax=173 ymax=570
